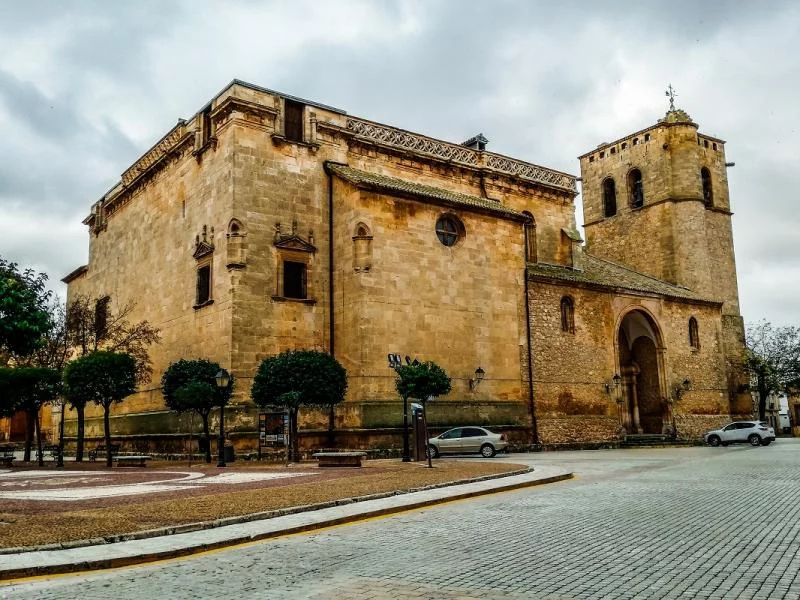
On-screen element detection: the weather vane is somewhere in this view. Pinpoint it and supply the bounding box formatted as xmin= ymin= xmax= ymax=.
xmin=665 ymin=84 xmax=677 ymax=111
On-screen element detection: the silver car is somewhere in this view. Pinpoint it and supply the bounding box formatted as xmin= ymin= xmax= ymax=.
xmin=704 ymin=421 xmax=776 ymax=447
xmin=428 ymin=426 xmax=508 ymax=458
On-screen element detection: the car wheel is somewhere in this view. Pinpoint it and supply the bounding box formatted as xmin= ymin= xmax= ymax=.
xmin=707 ymin=435 xmax=721 ymax=447
xmin=427 ymin=445 xmax=439 ymax=459
xmin=480 ymin=443 xmax=496 ymax=458
xmin=748 ymin=434 xmax=761 ymax=447
xmin=761 ymin=440 xmax=772 ymax=446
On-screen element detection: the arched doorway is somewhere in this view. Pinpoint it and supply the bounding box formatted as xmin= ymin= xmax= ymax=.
xmin=617 ymin=310 xmax=667 ymax=434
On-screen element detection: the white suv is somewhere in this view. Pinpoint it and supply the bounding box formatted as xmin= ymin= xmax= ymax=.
xmin=704 ymin=421 xmax=776 ymax=447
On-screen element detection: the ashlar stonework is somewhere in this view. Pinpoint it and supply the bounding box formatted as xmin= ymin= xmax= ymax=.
xmin=59 ymin=80 xmax=750 ymax=452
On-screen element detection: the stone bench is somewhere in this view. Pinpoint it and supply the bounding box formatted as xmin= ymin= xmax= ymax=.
xmin=313 ymin=451 xmax=367 ymax=468
xmin=113 ymin=455 xmax=151 ymax=467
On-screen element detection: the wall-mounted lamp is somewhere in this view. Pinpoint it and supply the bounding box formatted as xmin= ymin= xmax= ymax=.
xmin=605 ymin=373 xmax=623 ymax=403
xmin=469 ymin=367 xmax=485 ymax=391
xmin=672 ymin=377 xmax=692 ymax=401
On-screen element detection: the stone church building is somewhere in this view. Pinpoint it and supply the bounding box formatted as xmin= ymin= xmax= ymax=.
xmin=61 ymin=80 xmax=751 ymax=452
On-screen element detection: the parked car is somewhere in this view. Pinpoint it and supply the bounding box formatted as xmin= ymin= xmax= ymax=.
xmin=428 ymin=426 xmax=508 ymax=458
xmin=704 ymin=421 xmax=776 ymax=447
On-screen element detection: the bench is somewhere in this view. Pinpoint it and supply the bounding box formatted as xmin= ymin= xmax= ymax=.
xmin=36 ymin=444 xmax=61 ymax=462
xmin=313 ymin=451 xmax=367 ymax=468
xmin=0 ymin=444 xmax=15 ymax=467
xmin=113 ymin=455 xmax=151 ymax=467
xmin=88 ymin=443 xmax=121 ymax=462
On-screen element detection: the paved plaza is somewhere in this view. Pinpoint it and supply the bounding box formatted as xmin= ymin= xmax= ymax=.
xmin=5 ymin=441 xmax=800 ymax=599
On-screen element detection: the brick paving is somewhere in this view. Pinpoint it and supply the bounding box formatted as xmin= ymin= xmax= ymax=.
xmin=5 ymin=441 xmax=800 ymax=599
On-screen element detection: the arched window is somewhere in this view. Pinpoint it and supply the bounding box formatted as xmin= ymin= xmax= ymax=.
xmin=701 ymin=168 xmax=713 ymax=207
xmin=602 ymin=178 xmax=617 ymax=217
xmin=689 ymin=317 xmax=700 ymax=350
xmin=628 ymin=168 xmax=644 ymax=209
xmin=560 ymin=296 xmax=575 ymax=334
xmin=353 ymin=222 xmax=373 ymax=272
xmin=522 ymin=211 xmax=537 ymax=262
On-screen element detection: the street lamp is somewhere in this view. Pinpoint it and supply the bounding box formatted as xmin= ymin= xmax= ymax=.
xmin=402 ymin=394 xmax=411 ymax=462
xmin=215 ymin=369 xmax=230 ymax=468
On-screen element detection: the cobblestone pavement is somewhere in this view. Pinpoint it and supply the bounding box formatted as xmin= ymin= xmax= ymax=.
xmin=6 ymin=441 xmax=800 ymax=599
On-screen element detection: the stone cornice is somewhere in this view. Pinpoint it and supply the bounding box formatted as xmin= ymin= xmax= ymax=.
xmin=319 ymin=118 xmax=578 ymax=195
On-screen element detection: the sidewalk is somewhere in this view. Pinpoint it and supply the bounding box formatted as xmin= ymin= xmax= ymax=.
xmin=0 ymin=465 xmax=571 ymax=581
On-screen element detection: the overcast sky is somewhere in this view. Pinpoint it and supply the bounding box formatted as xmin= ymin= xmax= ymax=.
xmin=0 ymin=0 xmax=797 ymax=326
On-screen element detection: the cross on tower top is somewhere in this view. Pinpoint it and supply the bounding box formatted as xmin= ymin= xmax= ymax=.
xmin=665 ymin=84 xmax=678 ymax=111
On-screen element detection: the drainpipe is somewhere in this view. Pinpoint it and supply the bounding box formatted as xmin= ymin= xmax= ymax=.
xmin=523 ymin=219 xmax=540 ymax=449
xmin=324 ymin=161 xmax=340 ymax=447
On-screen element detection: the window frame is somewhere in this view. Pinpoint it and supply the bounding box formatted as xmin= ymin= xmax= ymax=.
xmin=560 ymin=296 xmax=575 ymax=334
xmin=435 ymin=214 xmax=464 ymax=247
xmin=282 ymin=260 xmax=308 ymax=300
xmin=195 ymin=262 xmax=212 ymax=308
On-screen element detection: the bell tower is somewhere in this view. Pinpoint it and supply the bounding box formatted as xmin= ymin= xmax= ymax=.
xmin=578 ymin=89 xmax=749 ymax=414
xmin=578 ymin=96 xmax=739 ymax=316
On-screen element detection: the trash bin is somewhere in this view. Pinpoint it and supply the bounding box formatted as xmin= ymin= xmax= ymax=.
xmin=224 ymin=444 xmax=235 ymax=463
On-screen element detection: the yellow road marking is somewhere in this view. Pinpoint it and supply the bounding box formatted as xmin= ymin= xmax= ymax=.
xmin=3 ymin=474 xmax=573 ymax=586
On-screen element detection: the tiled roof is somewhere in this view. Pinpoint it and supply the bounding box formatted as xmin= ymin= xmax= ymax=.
xmin=528 ymin=253 xmax=719 ymax=304
xmin=327 ymin=164 xmax=527 ymax=221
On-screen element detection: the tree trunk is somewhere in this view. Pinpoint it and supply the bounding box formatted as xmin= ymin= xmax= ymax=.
xmin=34 ymin=409 xmax=43 ymax=467
xmin=24 ymin=409 xmax=34 ymax=462
xmin=76 ymin=404 xmax=85 ymax=462
xmin=103 ymin=403 xmax=113 ymax=468
xmin=758 ymin=377 xmax=768 ymax=422
xmin=327 ymin=405 xmax=335 ymax=448
xmin=290 ymin=407 xmax=300 ymax=462
xmin=202 ymin=413 xmax=211 ymax=464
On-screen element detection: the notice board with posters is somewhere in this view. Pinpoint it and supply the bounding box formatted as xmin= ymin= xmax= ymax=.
xmin=258 ymin=412 xmax=288 ymax=453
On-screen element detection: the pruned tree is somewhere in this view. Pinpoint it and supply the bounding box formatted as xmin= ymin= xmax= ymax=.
xmin=746 ymin=320 xmax=800 ymax=420
xmin=251 ymin=350 xmax=347 ymax=462
xmin=161 ymin=359 xmax=233 ymax=464
xmin=63 ymin=352 xmax=137 ymax=467
xmin=0 ymin=257 xmax=52 ymax=363
xmin=0 ymin=367 xmax=61 ymax=464
xmin=395 ymin=361 xmax=451 ymax=466
xmin=65 ymin=295 xmax=159 ymax=460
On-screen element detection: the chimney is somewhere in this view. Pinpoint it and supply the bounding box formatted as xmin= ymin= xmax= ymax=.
xmin=461 ymin=133 xmax=489 ymax=151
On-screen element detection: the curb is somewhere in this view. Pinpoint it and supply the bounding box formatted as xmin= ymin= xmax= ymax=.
xmin=0 ymin=466 xmax=532 ymax=556
xmin=0 ymin=470 xmax=572 ymax=581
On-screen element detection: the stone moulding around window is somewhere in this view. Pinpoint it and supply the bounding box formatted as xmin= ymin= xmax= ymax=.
xmin=270 ymin=296 xmax=317 ymax=305
xmin=193 ymin=299 xmax=214 ymax=311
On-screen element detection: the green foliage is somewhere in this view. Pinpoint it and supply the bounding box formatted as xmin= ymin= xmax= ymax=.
xmin=0 ymin=258 xmax=52 ymax=359
xmin=161 ymin=359 xmax=233 ymax=415
xmin=63 ymin=351 xmax=137 ymax=409
xmin=395 ymin=361 xmax=452 ymax=401
xmin=251 ymin=350 xmax=348 ymax=409
xmin=746 ymin=320 xmax=800 ymax=418
xmin=0 ymin=366 xmax=61 ymax=412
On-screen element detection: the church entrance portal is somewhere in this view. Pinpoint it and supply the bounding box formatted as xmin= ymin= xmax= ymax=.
xmin=617 ymin=311 xmax=666 ymax=435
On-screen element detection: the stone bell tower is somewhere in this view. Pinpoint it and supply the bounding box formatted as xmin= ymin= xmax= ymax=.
xmin=577 ymin=89 xmax=750 ymax=414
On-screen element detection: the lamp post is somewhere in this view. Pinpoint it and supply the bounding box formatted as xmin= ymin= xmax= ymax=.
xmin=402 ymin=394 xmax=411 ymax=462
xmin=215 ymin=369 xmax=230 ymax=468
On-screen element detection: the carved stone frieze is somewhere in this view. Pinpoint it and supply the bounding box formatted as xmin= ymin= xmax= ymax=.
xmin=343 ymin=117 xmax=577 ymax=193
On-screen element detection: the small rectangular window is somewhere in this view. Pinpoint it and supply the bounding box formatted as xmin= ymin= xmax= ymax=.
xmin=94 ymin=296 xmax=110 ymax=337
xmin=283 ymin=261 xmax=307 ymax=299
xmin=196 ymin=265 xmax=211 ymax=305
xmin=284 ymin=100 xmax=304 ymax=143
